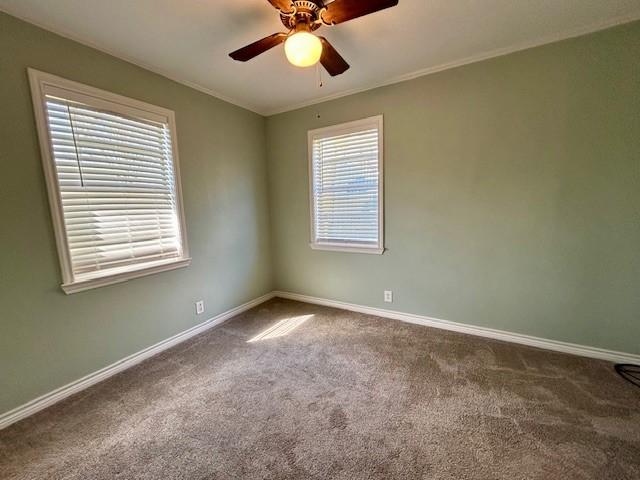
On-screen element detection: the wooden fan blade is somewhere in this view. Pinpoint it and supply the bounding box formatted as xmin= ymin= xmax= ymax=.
xmin=321 ymin=0 xmax=398 ymax=25
xmin=229 ymin=33 xmax=288 ymax=62
xmin=319 ymin=37 xmax=349 ymax=76
xmin=266 ymin=0 xmax=294 ymax=13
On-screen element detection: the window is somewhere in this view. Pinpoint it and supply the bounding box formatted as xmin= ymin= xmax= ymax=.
xmin=308 ymin=116 xmax=384 ymax=254
xmin=29 ymin=69 xmax=190 ymax=294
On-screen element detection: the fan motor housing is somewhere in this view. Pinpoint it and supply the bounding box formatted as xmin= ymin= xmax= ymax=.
xmin=280 ymin=1 xmax=324 ymax=31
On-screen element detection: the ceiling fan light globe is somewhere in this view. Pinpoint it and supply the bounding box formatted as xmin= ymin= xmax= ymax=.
xmin=284 ymin=32 xmax=322 ymax=67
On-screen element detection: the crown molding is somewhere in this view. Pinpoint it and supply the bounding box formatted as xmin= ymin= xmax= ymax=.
xmin=263 ymin=12 xmax=640 ymax=116
xmin=3 ymin=9 xmax=640 ymax=117
xmin=0 ymin=8 xmax=265 ymax=115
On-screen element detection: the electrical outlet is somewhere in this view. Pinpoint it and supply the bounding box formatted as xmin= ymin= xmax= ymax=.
xmin=384 ymin=290 xmax=393 ymax=303
xmin=195 ymin=300 xmax=204 ymax=315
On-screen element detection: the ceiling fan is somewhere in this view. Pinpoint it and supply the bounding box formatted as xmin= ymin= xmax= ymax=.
xmin=229 ymin=0 xmax=399 ymax=76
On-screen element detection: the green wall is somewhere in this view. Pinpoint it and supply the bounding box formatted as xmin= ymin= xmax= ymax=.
xmin=0 ymin=13 xmax=273 ymax=413
xmin=267 ymin=22 xmax=640 ymax=355
xmin=2 ymin=12 xmax=639 ymax=417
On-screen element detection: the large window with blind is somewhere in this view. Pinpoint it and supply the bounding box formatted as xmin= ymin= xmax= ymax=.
xmin=308 ymin=116 xmax=384 ymax=254
xmin=29 ymin=69 xmax=190 ymax=294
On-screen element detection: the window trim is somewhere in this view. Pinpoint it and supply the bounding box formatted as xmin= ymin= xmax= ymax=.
xmin=28 ymin=68 xmax=190 ymax=294
xmin=307 ymin=115 xmax=384 ymax=254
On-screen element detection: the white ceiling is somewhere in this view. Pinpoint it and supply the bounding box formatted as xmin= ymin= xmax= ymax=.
xmin=2 ymin=0 xmax=639 ymax=115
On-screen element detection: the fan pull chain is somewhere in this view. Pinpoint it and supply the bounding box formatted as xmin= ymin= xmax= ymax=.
xmin=316 ymin=62 xmax=323 ymax=88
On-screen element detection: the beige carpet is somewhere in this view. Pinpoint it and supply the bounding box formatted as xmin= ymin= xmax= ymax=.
xmin=1 ymin=298 xmax=639 ymax=479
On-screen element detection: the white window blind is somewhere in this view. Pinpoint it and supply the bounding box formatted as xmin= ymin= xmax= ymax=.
xmin=309 ymin=116 xmax=383 ymax=253
xmin=29 ymin=69 xmax=189 ymax=293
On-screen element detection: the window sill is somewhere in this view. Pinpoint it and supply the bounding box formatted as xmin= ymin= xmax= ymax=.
xmin=310 ymin=243 xmax=384 ymax=255
xmin=61 ymin=257 xmax=192 ymax=294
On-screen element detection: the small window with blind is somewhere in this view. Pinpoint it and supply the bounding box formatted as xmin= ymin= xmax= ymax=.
xmin=28 ymin=69 xmax=190 ymax=294
xmin=308 ymin=116 xmax=384 ymax=254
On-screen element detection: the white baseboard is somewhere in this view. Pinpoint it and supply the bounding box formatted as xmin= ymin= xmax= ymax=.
xmin=0 ymin=292 xmax=275 ymax=430
xmin=273 ymin=291 xmax=640 ymax=364
xmin=3 ymin=289 xmax=637 ymax=430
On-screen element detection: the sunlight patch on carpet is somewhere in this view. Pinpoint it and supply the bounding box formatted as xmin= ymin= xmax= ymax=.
xmin=247 ymin=315 xmax=314 ymax=342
